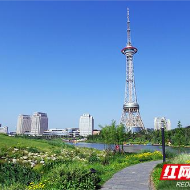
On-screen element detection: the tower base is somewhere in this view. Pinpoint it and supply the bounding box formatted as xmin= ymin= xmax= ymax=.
xmin=120 ymin=110 xmax=144 ymax=132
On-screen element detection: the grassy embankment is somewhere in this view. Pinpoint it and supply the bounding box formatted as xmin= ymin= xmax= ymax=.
xmin=152 ymin=154 xmax=190 ymax=190
xmin=0 ymin=134 xmax=162 ymax=190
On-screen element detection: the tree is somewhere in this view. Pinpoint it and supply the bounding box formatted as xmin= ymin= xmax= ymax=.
xmin=100 ymin=121 xmax=126 ymax=152
xmin=172 ymin=121 xmax=185 ymax=148
xmin=116 ymin=124 xmax=126 ymax=152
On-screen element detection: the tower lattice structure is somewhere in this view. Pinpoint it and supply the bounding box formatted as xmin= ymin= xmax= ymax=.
xmin=120 ymin=8 xmax=144 ymax=132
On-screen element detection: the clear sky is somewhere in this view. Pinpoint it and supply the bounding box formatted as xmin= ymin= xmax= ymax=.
xmin=0 ymin=1 xmax=190 ymax=132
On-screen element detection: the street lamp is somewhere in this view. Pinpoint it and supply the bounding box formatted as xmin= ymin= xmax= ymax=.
xmin=161 ymin=119 xmax=166 ymax=162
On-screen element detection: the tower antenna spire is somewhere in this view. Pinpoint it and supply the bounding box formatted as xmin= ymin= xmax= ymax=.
xmin=127 ymin=8 xmax=131 ymax=46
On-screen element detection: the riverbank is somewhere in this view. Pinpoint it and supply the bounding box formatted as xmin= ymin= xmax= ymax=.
xmin=0 ymin=134 xmax=163 ymax=189
xmin=68 ymin=142 xmax=190 ymax=154
xmin=86 ymin=140 xmax=190 ymax=149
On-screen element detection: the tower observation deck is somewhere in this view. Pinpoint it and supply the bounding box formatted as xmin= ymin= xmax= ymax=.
xmin=120 ymin=8 xmax=144 ymax=132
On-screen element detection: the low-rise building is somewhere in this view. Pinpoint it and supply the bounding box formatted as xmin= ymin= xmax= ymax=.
xmin=93 ymin=129 xmax=101 ymax=135
xmin=0 ymin=126 xmax=8 ymax=134
xmin=43 ymin=128 xmax=80 ymax=137
xmin=43 ymin=128 xmax=67 ymax=136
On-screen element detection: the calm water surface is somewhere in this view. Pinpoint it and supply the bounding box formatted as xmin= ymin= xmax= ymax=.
xmin=69 ymin=142 xmax=190 ymax=153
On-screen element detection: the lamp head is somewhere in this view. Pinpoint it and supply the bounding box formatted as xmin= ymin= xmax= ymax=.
xmin=160 ymin=119 xmax=165 ymax=128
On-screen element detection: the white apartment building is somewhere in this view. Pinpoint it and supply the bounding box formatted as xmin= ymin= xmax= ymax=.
xmin=31 ymin=112 xmax=48 ymax=135
xmin=16 ymin=115 xmax=31 ymax=134
xmin=154 ymin=117 xmax=171 ymax=131
xmin=79 ymin=114 xmax=94 ymax=137
xmin=0 ymin=126 xmax=8 ymax=134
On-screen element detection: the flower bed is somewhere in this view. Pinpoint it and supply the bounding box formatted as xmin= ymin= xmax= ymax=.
xmin=126 ymin=151 xmax=163 ymax=162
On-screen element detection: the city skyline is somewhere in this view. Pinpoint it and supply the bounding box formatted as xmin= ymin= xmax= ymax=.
xmin=0 ymin=2 xmax=190 ymax=131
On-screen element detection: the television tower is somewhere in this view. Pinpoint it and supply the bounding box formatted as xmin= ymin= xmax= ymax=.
xmin=120 ymin=8 xmax=144 ymax=132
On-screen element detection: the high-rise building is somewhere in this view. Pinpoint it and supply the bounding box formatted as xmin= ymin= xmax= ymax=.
xmin=0 ymin=126 xmax=8 ymax=134
xmin=154 ymin=117 xmax=171 ymax=131
xmin=31 ymin=112 xmax=48 ymax=135
xmin=79 ymin=114 xmax=94 ymax=137
xmin=120 ymin=8 xmax=144 ymax=132
xmin=16 ymin=115 xmax=31 ymax=134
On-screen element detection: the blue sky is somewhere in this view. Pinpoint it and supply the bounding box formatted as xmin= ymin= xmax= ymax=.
xmin=0 ymin=2 xmax=190 ymax=131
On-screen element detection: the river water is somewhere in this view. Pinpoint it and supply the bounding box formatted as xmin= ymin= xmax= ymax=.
xmin=68 ymin=142 xmax=190 ymax=153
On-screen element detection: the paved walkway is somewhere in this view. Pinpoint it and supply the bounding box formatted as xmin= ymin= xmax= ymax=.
xmin=101 ymin=160 xmax=161 ymax=190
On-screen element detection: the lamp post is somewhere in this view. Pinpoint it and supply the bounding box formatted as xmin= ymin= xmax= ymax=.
xmin=161 ymin=119 xmax=166 ymax=162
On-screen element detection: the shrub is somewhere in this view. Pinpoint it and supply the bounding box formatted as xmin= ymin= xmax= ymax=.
xmin=165 ymin=150 xmax=177 ymax=159
xmin=88 ymin=153 xmax=100 ymax=163
xmin=42 ymin=159 xmax=71 ymax=173
xmin=43 ymin=164 xmax=101 ymax=190
xmin=0 ymin=183 xmax=26 ymax=190
xmin=0 ymin=162 xmax=41 ymax=187
xmin=170 ymin=153 xmax=190 ymax=164
xmin=150 ymin=151 xmax=163 ymax=160
xmin=0 ymin=147 xmax=9 ymax=157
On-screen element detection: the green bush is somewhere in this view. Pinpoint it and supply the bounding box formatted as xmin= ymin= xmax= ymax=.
xmin=42 ymin=159 xmax=72 ymax=173
xmin=170 ymin=153 xmax=190 ymax=164
xmin=0 ymin=162 xmax=41 ymax=187
xmin=88 ymin=153 xmax=100 ymax=163
xmin=0 ymin=147 xmax=8 ymax=157
xmin=0 ymin=183 xmax=26 ymax=190
xmin=165 ymin=150 xmax=177 ymax=159
xmin=44 ymin=164 xmax=100 ymax=190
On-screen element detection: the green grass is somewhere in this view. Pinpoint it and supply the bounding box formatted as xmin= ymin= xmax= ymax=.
xmin=152 ymin=154 xmax=190 ymax=190
xmin=0 ymin=134 xmax=63 ymax=152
